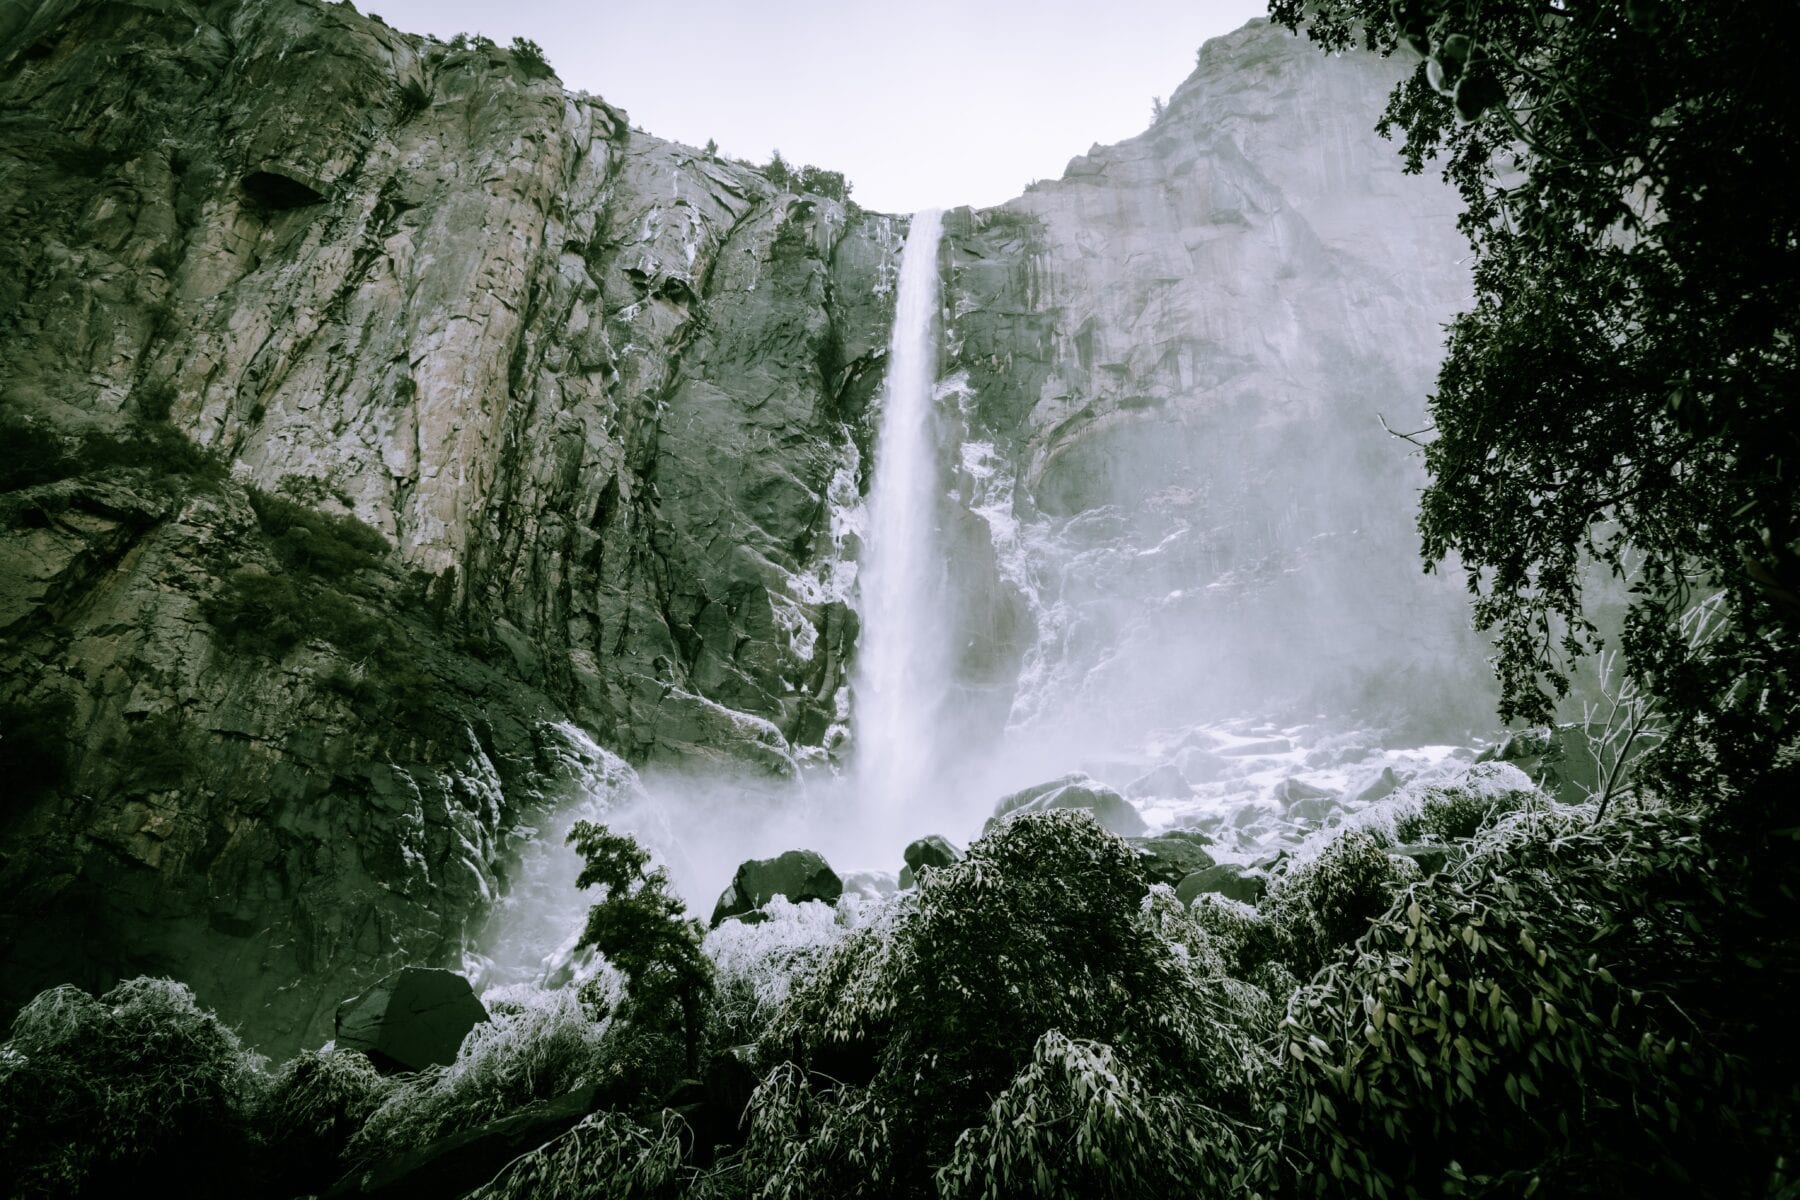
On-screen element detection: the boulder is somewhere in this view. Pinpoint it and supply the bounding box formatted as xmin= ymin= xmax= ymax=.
xmin=1127 ymin=831 xmax=1217 ymax=887
xmin=1275 ymin=776 xmax=1336 ymax=822
xmin=1348 ymin=766 xmax=1403 ymax=805
xmin=1124 ymin=762 xmax=1190 ymax=799
xmin=1176 ymin=863 xmax=1268 ymax=905
xmin=986 ymin=773 xmax=1147 ymax=837
xmin=903 ymin=834 xmax=963 ymax=875
xmin=1175 ymin=746 xmax=1229 ymax=782
xmin=333 ymin=967 xmax=487 ymax=1075
xmin=710 ymin=849 xmax=843 ymax=927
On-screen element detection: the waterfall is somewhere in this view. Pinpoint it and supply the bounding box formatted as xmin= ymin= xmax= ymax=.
xmin=853 ymin=209 xmax=947 ymax=832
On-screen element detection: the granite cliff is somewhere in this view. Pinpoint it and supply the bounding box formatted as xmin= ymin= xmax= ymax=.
xmin=0 ymin=1 xmax=1486 ymax=1050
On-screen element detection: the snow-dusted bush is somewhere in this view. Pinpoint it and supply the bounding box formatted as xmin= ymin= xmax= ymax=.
xmin=704 ymin=896 xmax=845 ymax=1046
xmin=1279 ymin=798 xmax=1791 ymax=1196
xmin=937 ymin=1031 xmax=1267 ymax=1199
xmin=348 ymin=983 xmax=613 ymax=1163
xmin=465 ymin=1109 xmax=688 ymax=1199
xmin=744 ymin=811 xmax=1278 ymax=1195
xmin=258 ymin=1046 xmax=393 ymax=1188
xmin=1267 ymin=827 xmax=1421 ymax=974
xmin=1392 ymin=760 xmax=1538 ymax=842
xmin=0 ymin=977 xmax=265 ymax=1198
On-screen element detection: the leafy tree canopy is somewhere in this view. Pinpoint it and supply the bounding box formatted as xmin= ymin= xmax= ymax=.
xmin=568 ymin=821 xmax=713 ymax=1071
xmin=1270 ymin=0 xmax=1799 ymax=802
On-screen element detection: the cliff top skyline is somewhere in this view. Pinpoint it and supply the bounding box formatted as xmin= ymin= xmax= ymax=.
xmin=368 ymin=0 xmax=1268 ymax=213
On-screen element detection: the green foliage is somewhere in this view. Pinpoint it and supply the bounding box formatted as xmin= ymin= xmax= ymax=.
xmin=749 ymin=811 xmax=1274 ymax=1196
xmin=0 ymin=415 xmax=224 ymax=494
xmin=134 ymin=380 xmax=176 ymax=422
xmin=201 ymin=567 xmax=380 ymax=658
xmin=0 ymin=693 xmax=76 ymax=799
xmin=1392 ymin=761 xmax=1534 ymax=843
xmin=510 ymin=36 xmax=553 ymax=78
xmin=395 ymin=76 xmax=432 ymax=118
xmin=349 ymin=984 xmax=613 ymax=1164
xmin=0 ymin=978 xmax=265 ymax=1198
xmin=1269 ymin=0 xmax=1800 ymax=800
xmin=467 ymin=1109 xmax=690 ymax=1200
xmin=1279 ymin=797 xmax=1800 ymax=1196
xmin=124 ymin=711 xmax=202 ymax=792
xmin=760 ymin=151 xmax=853 ymax=203
xmin=257 ymin=1047 xmax=392 ymax=1190
xmin=936 ymin=1031 xmax=1257 ymax=1199
xmin=1266 ymin=827 xmax=1421 ymax=976
xmin=247 ymin=488 xmax=389 ymax=581
xmin=569 ymin=821 xmax=714 ymax=1073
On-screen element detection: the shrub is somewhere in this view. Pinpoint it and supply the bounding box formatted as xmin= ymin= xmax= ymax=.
xmin=349 ymin=984 xmax=612 ymax=1164
xmin=509 ymin=36 xmax=553 ymax=78
xmin=202 ymin=567 xmax=382 ymax=659
xmin=702 ymin=895 xmax=842 ymax=1048
xmin=936 ymin=1031 xmax=1263 ymax=1199
xmin=465 ymin=1109 xmax=689 ymax=1200
xmin=1279 ymin=799 xmax=1799 ymax=1197
xmin=0 ymin=978 xmax=265 ymax=1198
xmin=1393 ymin=761 xmax=1537 ymax=843
xmin=258 ymin=1047 xmax=392 ymax=1190
xmin=134 ymin=381 xmax=176 ymax=422
xmin=751 ymin=811 xmax=1274 ymax=1194
xmin=1266 ymin=827 xmax=1421 ymax=975
xmin=247 ymin=489 xmax=389 ymax=581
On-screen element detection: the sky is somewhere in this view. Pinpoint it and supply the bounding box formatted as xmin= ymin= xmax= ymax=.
xmin=367 ymin=0 xmax=1272 ymax=213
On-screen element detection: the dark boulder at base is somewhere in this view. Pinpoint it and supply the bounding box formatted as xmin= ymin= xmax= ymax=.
xmin=899 ymin=834 xmax=964 ymax=888
xmin=334 ymin=967 xmax=488 ymax=1075
xmin=1127 ymin=831 xmax=1217 ymax=887
xmin=1177 ymin=863 xmax=1268 ymax=905
xmin=710 ymin=849 xmax=843 ymax=927
xmin=327 ymin=1085 xmax=600 ymax=1198
xmin=986 ymin=773 xmax=1147 ymax=837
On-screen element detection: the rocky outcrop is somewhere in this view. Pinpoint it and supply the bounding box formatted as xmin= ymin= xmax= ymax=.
xmin=0 ymin=0 xmax=899 ymax=1050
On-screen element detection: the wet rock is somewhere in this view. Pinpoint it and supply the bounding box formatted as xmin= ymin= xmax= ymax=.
xmin=987 ymin=774 xmax=1147 ymax=837
xmin=710 ymin=850 xmax=843 ymax=927
xmin=899 ymin=835 xmax=964 ymax=887
xmin=1128 ymin=832 xmax=1217 ymax=887
xmin=1219 ymin=738 xmax=1293 ymax=758
xmin=1177 ymin=863 xmax=1268 ymax=905
xmin=1348 ymin=766 xmax=1404 ymax=806
xmin=334 ymin=967 xmax=488 ymax=1074
xmin=1124 ymin=762 xmax=1190 ymax=798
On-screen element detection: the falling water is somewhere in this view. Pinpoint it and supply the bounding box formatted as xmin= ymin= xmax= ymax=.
xmin=853 ymin=209 xmax=948 ymax=833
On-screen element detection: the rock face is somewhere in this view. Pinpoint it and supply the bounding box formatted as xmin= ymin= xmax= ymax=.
xmin=334 ymin=966 xmax=488 ymax=1074
xmin=935 ymin=19 xmax=1497 ymax=753
xmin=0 ymin=0 xmax=898 ymax=1051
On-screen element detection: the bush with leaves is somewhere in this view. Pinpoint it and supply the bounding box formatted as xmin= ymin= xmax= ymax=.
xmin=1391 ymin=760 xmax=1536 ymax=843
xmin=348 ymin=984 xmax=612 ymax=1164
xmin=1279 ymin=798 xmax=1800 ymax=1197
xmin=703 ymin=895 xmax=844 ymax=1049
xmin=747 ymin=811 xmax=1274 ymax=1197
xmin=466 ymin=1108 xmax=690 ymax=1200
xmin=257 ymin=1047 xmax=392 ymax=1190
xmin=568 ymin=821 xmax=714 ymax=1075
xmin=0 ymin=978 xmax=265 ymax=1198
xmin=1266 ymin=827 xmax=1421 ymax=976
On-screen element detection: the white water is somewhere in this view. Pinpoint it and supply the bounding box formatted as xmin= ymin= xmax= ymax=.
xmin=853 ymin=209 xmax=948 ymax=839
